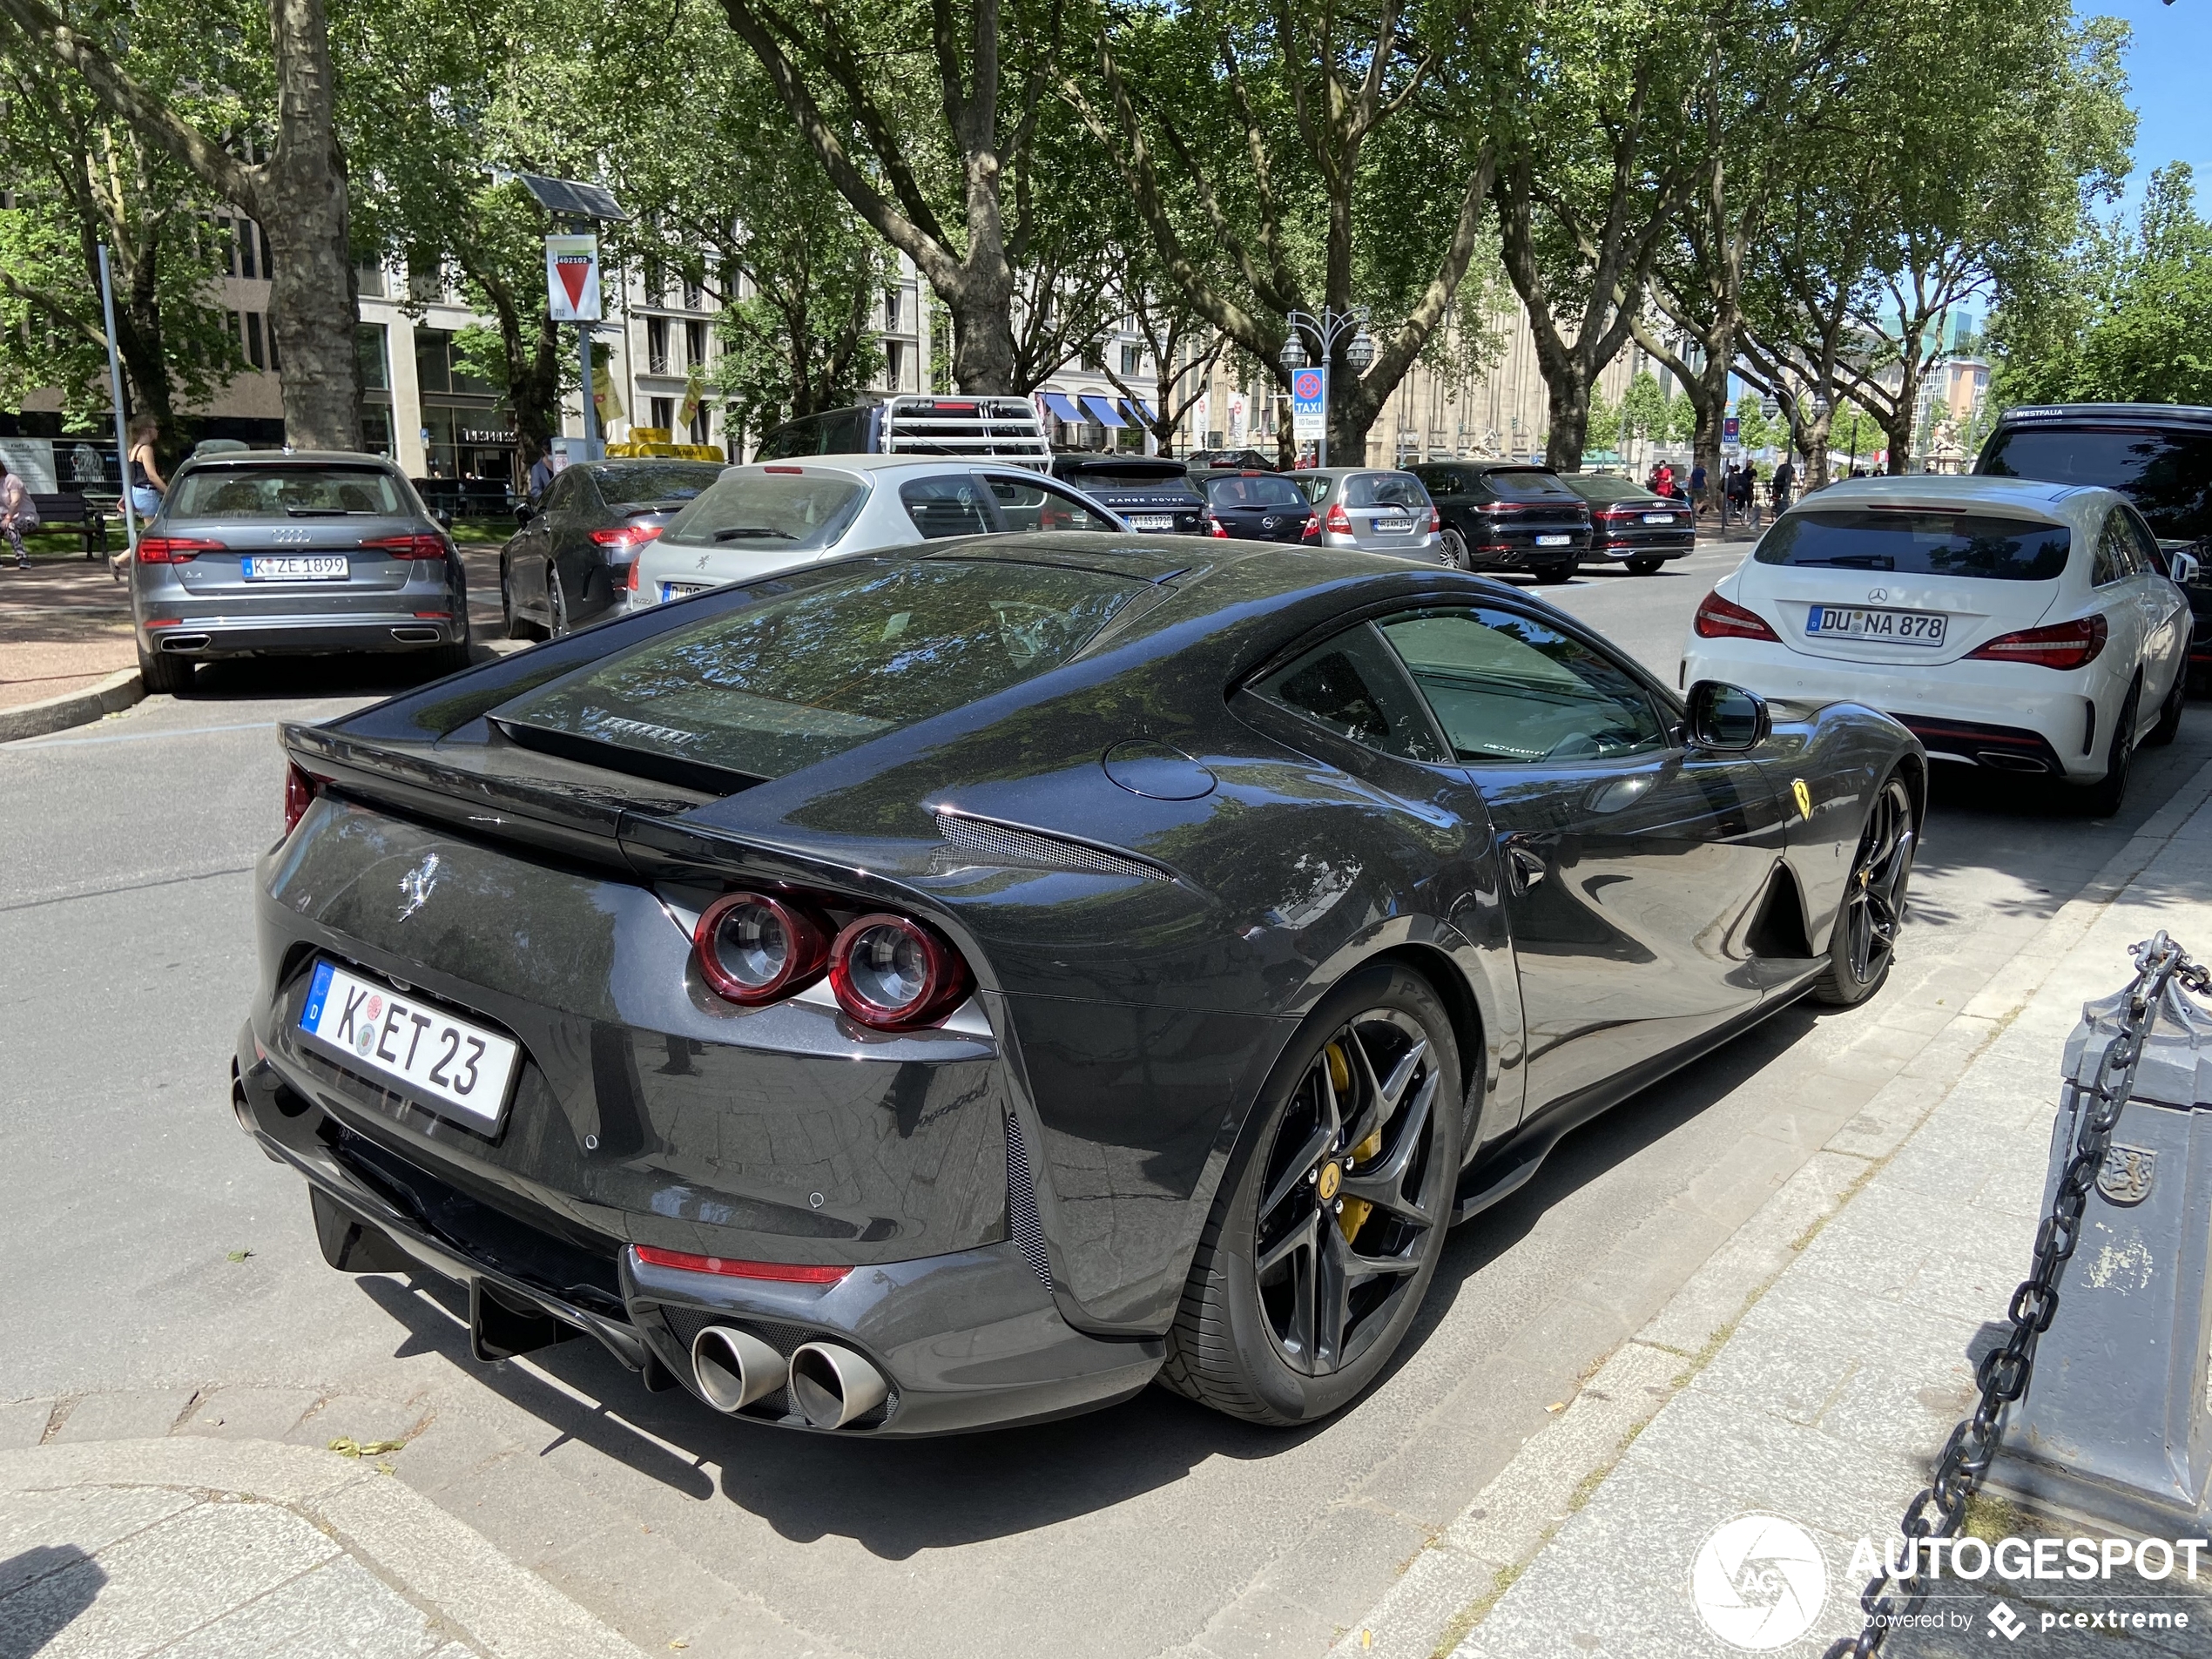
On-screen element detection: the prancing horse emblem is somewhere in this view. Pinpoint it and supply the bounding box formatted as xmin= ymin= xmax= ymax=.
xmin=2097 ymin=1144 xmax=2157 ymax=1206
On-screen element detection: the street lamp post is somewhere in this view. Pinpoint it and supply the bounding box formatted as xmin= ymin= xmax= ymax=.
xmin=1278 ymin=307 xmax=1376 ymax=469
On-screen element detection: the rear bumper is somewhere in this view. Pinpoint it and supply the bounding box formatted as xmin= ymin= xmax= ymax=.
xmin=233 ymin=1035 xmax=1163 ymax=1435
xmin=1587 ymin=529 xmax=1695 ymax=561
xmin=1683 ymin=638 xmax=2107 ymax=779
xmin=139 ymin=614 xmax=467 ymax=656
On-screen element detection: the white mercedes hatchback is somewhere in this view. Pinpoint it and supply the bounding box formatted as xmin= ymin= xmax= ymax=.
xmin=1683 ymin=475 xmax=2194 ymax=815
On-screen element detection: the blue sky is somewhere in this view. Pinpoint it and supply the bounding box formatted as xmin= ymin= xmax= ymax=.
xmin=2089 ymin=0 xmax=2209 ymax=212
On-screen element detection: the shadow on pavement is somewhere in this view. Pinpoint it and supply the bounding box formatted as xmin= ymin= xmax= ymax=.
xmin=0 ymin=1544 xmax=105 ymax=1659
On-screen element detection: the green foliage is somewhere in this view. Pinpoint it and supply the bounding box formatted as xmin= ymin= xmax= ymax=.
xmin=1584 ymin=386 xmax=1620 ymax=453
xmin=1618 ymin=370 xmax=1667 ymax=440
xmin=1991 ymin=164 xmax=2212 ymax=407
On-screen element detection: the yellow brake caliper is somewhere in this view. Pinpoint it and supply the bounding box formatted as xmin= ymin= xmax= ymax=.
xmin=1326 ymin=1042 xmax=1382 ymax=1241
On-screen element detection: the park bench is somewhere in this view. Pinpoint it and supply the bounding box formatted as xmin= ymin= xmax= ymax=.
xmin=28 ymin=492 xmax=111 ymax=557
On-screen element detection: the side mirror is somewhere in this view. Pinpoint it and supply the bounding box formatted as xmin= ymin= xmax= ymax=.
xmin=514 ymin=503 xmax=535 ymax=527
xmin=1686 ymin=679 xmax=1770 ymax=752
xmin=2172 ymin=550 xmax=2202 ymax=587
xmin=435 ymin=508 xmax=455 ymax=530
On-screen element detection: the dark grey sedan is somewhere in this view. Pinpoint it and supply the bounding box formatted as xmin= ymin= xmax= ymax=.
xmin=501 ymin=460 xmax=728 ymax=637
xmin=130 ymin=452 xmax=469 ymax=695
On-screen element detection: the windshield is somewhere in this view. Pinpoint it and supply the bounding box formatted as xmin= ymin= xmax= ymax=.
xmin=1564 ymin=475 xmax=1655 ymax=503
xmin=171 ymin=467 xmax=406 ymax=518
xmin=1979 ymin=425 xmax=2212 ymax=540
xmin=660 ymin=470 xmax=867 ymax=550
xmin=1755 ymin=509 xmax=2071 ymax=580
xmin=1207 ymin=475 xmax=1308 ymax=509
xmin=494 ymin=560 xmax=1147 ymax=783
xmin=1485 ymin=469 xmax=1579 ymax=503
xmin=1345 ymin=474 xmax=1433 ymax=509
xmin=594 ymin=463 xmax=727 ymax=507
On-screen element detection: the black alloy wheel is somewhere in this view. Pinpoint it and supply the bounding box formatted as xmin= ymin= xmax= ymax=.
xmin=1159 ymin=965 xmax=1463 ymax=1425
xmin=2148 ymin=666 xmax=2186 ymax=747
xmin=1440 ymin=527 xmax=1471 ymax=571
xmin=1532 ymin=559 xmax=1575 ymax=584
xmin=1626 ymin=556 xmax=1662 ymax=577
xmin=547 ymin=567 xmax=570 ymax=639
xmin=501 ymin=560 xmax=536 ymax=640
xmin=2078 ymin=683 xmax=2139 ymax=818
xmin=1813 ymin=772 xmax=1915 ymax=1006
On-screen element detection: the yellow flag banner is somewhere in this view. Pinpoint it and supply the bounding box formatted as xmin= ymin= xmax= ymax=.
xmin=592 ymin=365 xmax=625 ymax=427
xmin=677 ymin=368 xmax=704 ymax=434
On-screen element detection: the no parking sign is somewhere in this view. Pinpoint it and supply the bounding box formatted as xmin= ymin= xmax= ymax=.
xmin=1291 ymin=368 xmax=1325 ymax=440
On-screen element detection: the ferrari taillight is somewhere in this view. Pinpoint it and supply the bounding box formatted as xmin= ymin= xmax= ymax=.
xmin=1966 ymin=614 xmax=2107 ymax=671
xmin=830 ymin=913 xmax=970 ymax=1031
xmin=690 ymin=888 xmax=972 ymax=1029
xmin=694 ymin=892 xmax=830 ymax=1004
xmin=1693 ymin=590 xmax=1780 ymax=642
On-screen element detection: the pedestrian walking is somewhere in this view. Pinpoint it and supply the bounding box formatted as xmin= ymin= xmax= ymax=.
xmin=0 ymin=458 xmax=37 ymax=570
xmin=1771 ymin=455 xmax=1797 ymax=515
xmin=126 ymin=418 xmax=166 ymax=521
xmin=527 ymin=443 xmax=556 ymax=501
xmin=1719 ymin=461 xmax=1738 ymax=528
xmin=1732 ymin=460 xmax=1760 ymax=529
xmin=1689 ymin=461 xmax=1708 ymax=520
xmin=1653 ymin=461 xmax=1676 ymax=500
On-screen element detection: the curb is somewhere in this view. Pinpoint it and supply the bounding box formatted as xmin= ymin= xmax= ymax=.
xmin=0 ymin=666 xmax=142 ymax=745
xmin=1329 ymin=752 xmax=2212 ymax=1659
xmin=0 ymin=1437 xmax=646 ymax=1659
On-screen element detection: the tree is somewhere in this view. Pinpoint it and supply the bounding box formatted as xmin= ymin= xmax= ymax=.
xmin=0 ymin=54 xmax=242 ymax=446
xmin=0 ymin=0 xmax=362 ymax=447
xmin=1618 ymin=368 xmax=1667 ymax=449
xmin=1095 ymin=277 xmax=1227 ymax=459
xmin=1077 ymin=0 xmax=1500 ymax=461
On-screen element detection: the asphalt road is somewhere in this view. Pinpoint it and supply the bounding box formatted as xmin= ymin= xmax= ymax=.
xmin=4 ymin=549 xmax=2207 ymax=1659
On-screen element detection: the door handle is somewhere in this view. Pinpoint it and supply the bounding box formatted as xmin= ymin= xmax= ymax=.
xmin=1503 ymin=838 xmax=1548 ymax=894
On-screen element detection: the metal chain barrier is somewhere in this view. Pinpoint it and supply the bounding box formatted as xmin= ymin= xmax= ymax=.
xmin=1824 ymin=930 xmax=2212 ymax=1658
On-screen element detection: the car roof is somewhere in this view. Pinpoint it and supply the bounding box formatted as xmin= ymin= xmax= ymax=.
xmin=718 ymin=455 xmax=1051 ymax=478
xmin=179 ymin=449 xmax=401 ymax=469
xmin=1994 ymin=403 xmax=2212 ymax=429
xmin=1301 ymin=465 xmax=1421 ymax=479
xmin=1797 ymin=474 xmax=2111 ymax=518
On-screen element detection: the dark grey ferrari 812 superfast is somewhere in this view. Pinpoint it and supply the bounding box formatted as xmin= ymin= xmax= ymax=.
xmin=234 ymin=536 xmax=1923 ymax=1434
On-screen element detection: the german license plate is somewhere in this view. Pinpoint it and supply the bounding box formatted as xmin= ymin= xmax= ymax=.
xmin=1806 ymin=605 xmax=1947 ymax=646
xmin=1642 ymin=513 xmax=1676 ymax=524
xmin=1372 ymin=516 xmax=1413 ymax=533
xmin=299 ymin=961 xmax=519 ymax=1130
xmin=1535 ymin=533 xmax=1571 ymax=546
xmin=1127 ymin=514 xmax=1175 ymax=531
xmin=242 ymin=555 xmax=348 ymax=581
xmin=659 ymin=581 xmax=711 ymax=602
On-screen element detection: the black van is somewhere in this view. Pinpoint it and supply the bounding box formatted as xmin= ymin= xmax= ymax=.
xmin=1975 ymin=403 xmax=2212 ymax=684
xmin=755 ymin=395 xmax=1052 ymax=468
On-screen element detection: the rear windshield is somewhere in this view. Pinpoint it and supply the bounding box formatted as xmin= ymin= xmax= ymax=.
xmin=171 ymin=466 xmax=406 ymax=518
xmin=1979 ymin=425 xmax=2212 ymax=540
xmin=495 ymin=561 xmax=1147 ymax=783
xmin=1207 ymin=475 xmax=1308 ymax=509
xmin=1484 ymin=469 xmax=1579 ymax=503
xmin=1345 ymin=474 xmax=1433 ymax=509
xmin=1563 ymin=475 xmax=1653 ymax=503
xmin=595 ymin=463 xmax=727 ymax=507
xmin=1062 ymin=461 xmax=1189 ymax=487
xmin=660 ymin=471 xmax=867 ymax=553
xmin=1755 ymin=509 xmax=2071 ymax=581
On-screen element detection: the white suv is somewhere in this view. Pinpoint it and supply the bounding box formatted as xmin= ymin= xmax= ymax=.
xmin=1683 ymin=475 xmax=2193 ymax=815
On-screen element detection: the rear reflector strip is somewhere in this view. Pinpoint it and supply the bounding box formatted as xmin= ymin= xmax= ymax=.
xmin=631 ymin=1244 xmax=850 ymax=1285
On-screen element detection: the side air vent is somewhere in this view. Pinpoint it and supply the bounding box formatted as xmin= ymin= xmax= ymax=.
xmin=935 ymin=812 xmax=1170 ymax=882
xmin=1004 ymin=1111 xmax=1054 ymax=1291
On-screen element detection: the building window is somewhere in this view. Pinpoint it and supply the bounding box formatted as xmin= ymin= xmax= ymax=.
xmin=647 ymin=317 xmax=670 ymax=375
xmin=690 ymin=403 xmax=710 ymax=445
xmin=885 ymin=288 xmax=901 ymax=331
xmin=245 ymin=313 xmax=266 ymax=370
xmin=644 ymin=256 xmax=666 ymax=307
xmin=885 ymin=341 xmax=904 ymax=389
xmin=1122 ymin=343 xmax=1144 ymax=376
xmin=650 ymin=396 xmax=675 ymax=433
xmin=238 ymin=220 xmax=257 ymax=280
xmin=226 ymin=310 xmax=244 ymax=357
xmin=355 ymin=259 xmax=386 ymax=299
xmin=685 ymin=320 xmax=706 ymax=368
xmin=265 ymin=315 xmax=279 ymax=373
xmin=357 ymin=323 xmax=389 ymax=390
xmin=682 ymin=275 xmax=703 ymax=312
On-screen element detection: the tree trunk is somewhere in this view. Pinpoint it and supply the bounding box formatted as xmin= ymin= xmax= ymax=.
xmin=1543 ymin=374 xmax=1590 ymax=471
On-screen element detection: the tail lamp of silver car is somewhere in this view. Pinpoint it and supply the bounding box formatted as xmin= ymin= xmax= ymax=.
xmin=694 ymin=889 xmax=971 ymax=1031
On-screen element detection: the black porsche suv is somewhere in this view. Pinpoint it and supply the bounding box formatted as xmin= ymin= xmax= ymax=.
xmin=1407 ymin=461 xmax=1593 ymax=583
xmin=1976 ymin=403 xmax=2212 ymax=684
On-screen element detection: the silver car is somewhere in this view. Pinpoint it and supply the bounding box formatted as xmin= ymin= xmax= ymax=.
xmin=1291 ymin=468 xmax=1443 ymax=561
xmin=625 ymin=455 xmax=1126 ymax=609
xmin=130 ymin=451 xmax=470 ymax=695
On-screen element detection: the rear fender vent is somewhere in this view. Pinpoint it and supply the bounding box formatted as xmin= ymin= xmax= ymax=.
xmin=1004 ymin=1110 xmax=1054 ymax=1291
xmin=935 ymin=812 xmax=1170 ymax=883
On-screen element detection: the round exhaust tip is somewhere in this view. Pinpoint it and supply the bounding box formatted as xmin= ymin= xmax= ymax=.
xmin=788 ymin=1342 xmax=889 ymax=1430
xmin=690 ymin=1325 xmax=788 ymax=1414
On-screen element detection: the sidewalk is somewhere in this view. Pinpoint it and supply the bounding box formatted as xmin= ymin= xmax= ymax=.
xmin=0 ymin=1437 xmax=644 ymax=1659
xmin=1330 ymin=758 xmax=2212 ymax=1658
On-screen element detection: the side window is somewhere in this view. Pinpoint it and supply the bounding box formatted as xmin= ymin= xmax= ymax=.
xmin=2124 ymin=509 xmax=2168 ymax=577
xmin=542 ymin=471 xmax=577 ymax=514
xmin=1248 ymin=624 xmax=1445 ymax=763
xmin=2093 ymin=511 xmax=2136 ymax=585
xmin=1378 ymin=607 xmax=1667 ymax=765
xmin=900 ymin=475 xmax=1001 ymax=539
xmin=987 ymin=475 xmax=1113 ymax=532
